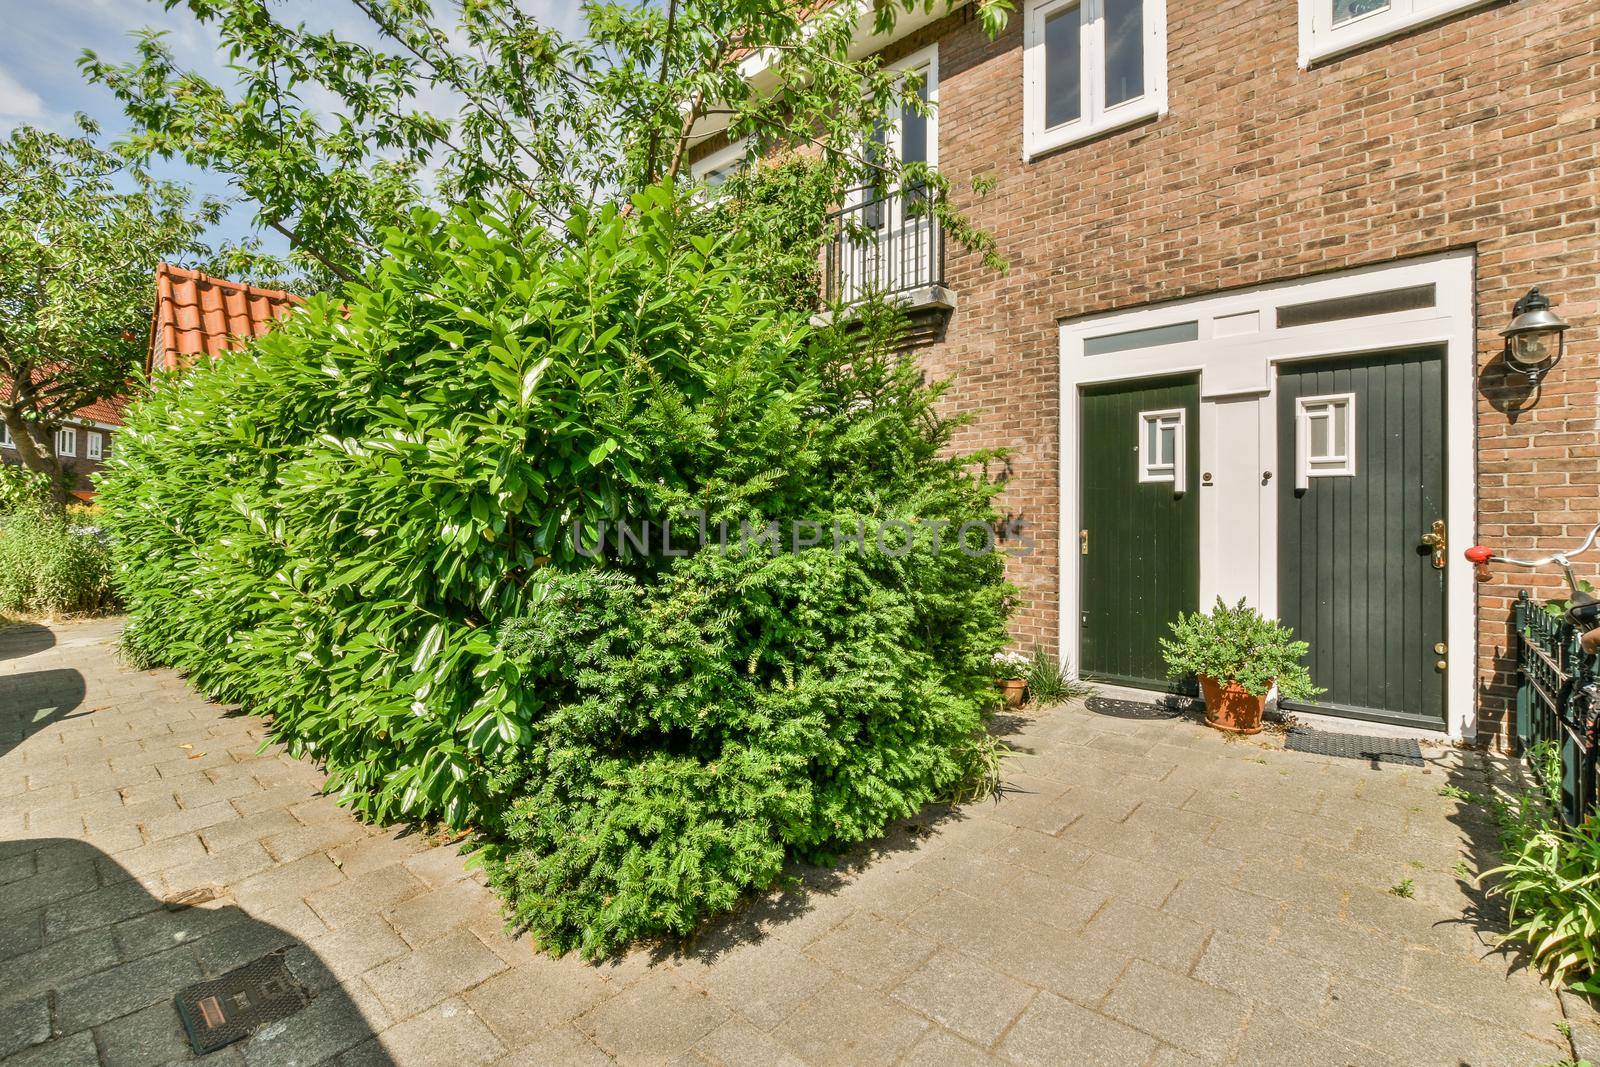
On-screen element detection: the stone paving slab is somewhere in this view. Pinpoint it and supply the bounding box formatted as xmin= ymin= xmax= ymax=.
xmin=0 ymin=617 xmax=1582 ymax=1065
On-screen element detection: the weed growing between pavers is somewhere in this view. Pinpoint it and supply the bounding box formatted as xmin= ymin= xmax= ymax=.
xmin=98 ymin=187 xmax=1013 ymax=958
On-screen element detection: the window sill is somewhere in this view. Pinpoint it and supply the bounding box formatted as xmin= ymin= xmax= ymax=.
xmin=1299 ymin=0 xmax=1501 ymax=67
xmin=1022 ymin=99 xmax=1165 ymax=163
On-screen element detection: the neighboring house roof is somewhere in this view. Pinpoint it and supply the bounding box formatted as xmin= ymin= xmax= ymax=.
xmin=72 ymin=395 xmax=127 ymax=427
xmin=0 ymin=374 xmax=128 ymax=429
xmin=148 ymin=263 xmax=305 ymax=374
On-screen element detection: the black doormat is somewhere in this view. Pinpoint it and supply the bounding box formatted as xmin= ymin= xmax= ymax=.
xmin=174 ymin=950 xmax=311 ymax=1055
xmin=1284 ymin=727 xmax=1424 ymax=767
xmin=1085 ymin=695 xmax=1187 ymax=721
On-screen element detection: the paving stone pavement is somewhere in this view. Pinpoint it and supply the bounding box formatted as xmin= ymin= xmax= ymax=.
xmin=0 ymin=617 xmax=1587 ymax=1066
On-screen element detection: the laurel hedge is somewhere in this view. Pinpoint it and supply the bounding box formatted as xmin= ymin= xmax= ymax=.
xmin=97 ymin=186 xmax=1012 ymax=955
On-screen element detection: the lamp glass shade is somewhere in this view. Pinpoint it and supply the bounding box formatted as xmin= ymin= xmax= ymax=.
xmin=1509 ymin=329 xmax=1558 ymax=369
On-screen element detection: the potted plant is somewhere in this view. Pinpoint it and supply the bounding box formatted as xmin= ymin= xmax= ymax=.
xmin=993 ymin=651 xmax=1029 ymax=707
xmin=1160 ymin=597 xmax=1323 ymax=734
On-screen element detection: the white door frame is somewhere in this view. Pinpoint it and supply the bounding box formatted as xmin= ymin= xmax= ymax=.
xmin=1058 ymin=250 xmax=1477 ymax=740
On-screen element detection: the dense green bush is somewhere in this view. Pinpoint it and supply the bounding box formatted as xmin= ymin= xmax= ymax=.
xmin=99 ymin=185 xmax=1012 ymax=955
xmin=0 ymin=507 xmax=116 ymax=616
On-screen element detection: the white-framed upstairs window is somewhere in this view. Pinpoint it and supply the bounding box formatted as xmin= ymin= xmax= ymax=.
xmin=837 ymin=44 xmax=939 ymax=302
xmin=1138 ymin=408 xmax=1186 ymax=492
xmin=689 ymin=138 xmax=750 ymax=189
xmin=56 ymin=427 xmax=76 ymax=458
xmin=1299 ymin=0 xmax=1498 ymax=66
xmin=86 ymin=431 xmax=103 ymax=460
xmin=1295 ymin=393 xmax=1356 ymax=489
xmin=1023 ymin=0 xmax=1167 ymax=161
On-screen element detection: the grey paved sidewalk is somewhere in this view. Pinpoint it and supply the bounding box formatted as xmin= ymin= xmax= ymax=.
xmin=0 ymin=617 xmax=1586 ymax=1065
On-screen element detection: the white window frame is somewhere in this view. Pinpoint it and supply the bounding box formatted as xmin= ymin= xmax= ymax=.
xmin=1023 ymin=0 xmax=1167 ymax=161
xmin=1138 ymin=408 xmax=1186 ymax=493
xmin=1299 ymin=0 xmax=1498 ymax=66
xmin=1 ymin=424 xmax=10 ymax=449
xmin=1295 ymin=393 xmax=1356 ymax=489
xmin=689 ymin=138 xmax=751 ymax=188
xmin=86 ymin=431 xmax=103 ymax=460
xmin=837 ymin=44 xmax=939 ymax=302
xmin=882 ymin=45 xmax=940 ymax=173
xmin=56 ymin=427 xmax=76 ymax=458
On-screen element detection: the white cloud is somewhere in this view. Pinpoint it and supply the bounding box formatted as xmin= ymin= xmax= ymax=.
xmin=0 ymin=65 xmax=44 ymax=122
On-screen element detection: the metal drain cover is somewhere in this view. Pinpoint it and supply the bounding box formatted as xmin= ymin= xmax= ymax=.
xmin=1085 ymin=695 xmax=1186 ymax=721
xmin=1284 ymin=727 xmax=1424 ymax=767
xmin=174 ymin=950 xmax=311 ymax=1055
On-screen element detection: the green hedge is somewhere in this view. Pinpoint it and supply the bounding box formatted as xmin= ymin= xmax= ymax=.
xmin=98 ymin=187 xmax=1011 ymax=955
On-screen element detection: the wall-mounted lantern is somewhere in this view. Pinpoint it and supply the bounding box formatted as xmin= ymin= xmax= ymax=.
xmin=1501 ymin=287 xmax=1569 ymax=385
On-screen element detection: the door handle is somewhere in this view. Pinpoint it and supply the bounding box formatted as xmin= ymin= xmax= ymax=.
xmin=1420 ymin=520 xmax=1447 ymax=570
xmin=1080 ymin=529 xmax=1089 ymax=556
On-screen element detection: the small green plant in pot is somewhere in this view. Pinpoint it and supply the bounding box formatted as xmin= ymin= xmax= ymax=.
xmin=1160 ymin=597 xmax=1323 ymax=734
xmin=993 ymin=650 xmax=1029 ymax=708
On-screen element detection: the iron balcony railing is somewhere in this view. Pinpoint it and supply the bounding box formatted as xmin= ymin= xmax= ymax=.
xmin=824 ymin=184 xmax=946 ymax=306
xmin=1515 ymin=590 xmax=1600 ymax=825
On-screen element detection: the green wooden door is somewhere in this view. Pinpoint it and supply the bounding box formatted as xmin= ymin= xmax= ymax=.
xmin=1079 ymin=376 xmax=1201 ymax=690
xmin=1276 ymin=349 xmax=1447 ymax=729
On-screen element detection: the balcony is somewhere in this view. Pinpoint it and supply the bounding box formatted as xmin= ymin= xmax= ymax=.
xmin=822 ymin=185 xmax=955 ymax=320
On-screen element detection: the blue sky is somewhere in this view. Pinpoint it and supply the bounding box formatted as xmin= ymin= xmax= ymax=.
xmin=0 ymin=0 xmax=588 ymax=259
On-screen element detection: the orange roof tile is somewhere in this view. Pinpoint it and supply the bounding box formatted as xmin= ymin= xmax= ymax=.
xmin=148 ymin=263 xmax=305 ymax=374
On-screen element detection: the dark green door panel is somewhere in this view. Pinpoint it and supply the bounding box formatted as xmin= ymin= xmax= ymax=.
xmin=1079 ymin=376 xmax=1201 ymax=690
xmin=1276 ymin=349 xmax=1447 ymax=729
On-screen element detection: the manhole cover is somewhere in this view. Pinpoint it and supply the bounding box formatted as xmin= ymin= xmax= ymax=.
xmin=1084 ymin=695 xmax=1186 ymax=721
xmin=174 ymin=950 xmax=311 ymax=1055
xmin=1284 ymin=727 xmax=1424 ymax=767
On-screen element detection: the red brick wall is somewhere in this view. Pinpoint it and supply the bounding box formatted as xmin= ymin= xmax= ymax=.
xmin=867 ymin=0 xmax=1600 ymax=746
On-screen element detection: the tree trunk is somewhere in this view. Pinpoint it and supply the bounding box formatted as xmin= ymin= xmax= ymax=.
xmin=0 ymin=406 xmax=68 ymax=509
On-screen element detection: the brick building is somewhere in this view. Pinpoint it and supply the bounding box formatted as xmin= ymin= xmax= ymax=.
xmin=0 ymin=395 xmax=125 ymax=501
xmin=692 ymin=0 xmax=1600 ymax=747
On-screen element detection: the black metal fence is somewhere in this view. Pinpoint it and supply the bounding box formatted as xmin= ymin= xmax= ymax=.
xmin=823 ymin=185 xmax=944 ymax=305
xmin=1515 ymin=590 xmax=1600 ymax=825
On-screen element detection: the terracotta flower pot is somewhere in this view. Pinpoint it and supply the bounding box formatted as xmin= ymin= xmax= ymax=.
xmin=996 ymin=678 xmax=1026 ymax=708
xmin=1198 ymin=675 xmax=1266 ymax=735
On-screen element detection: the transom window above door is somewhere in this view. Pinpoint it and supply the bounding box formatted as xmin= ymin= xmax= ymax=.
xmin=1299 ymin=0 xmax=1498 ymax=65
xmin=1138 ymin=408 xmax=1186 ymax=491
xmin=1023 ymin=0 xmax=1167 ymax=160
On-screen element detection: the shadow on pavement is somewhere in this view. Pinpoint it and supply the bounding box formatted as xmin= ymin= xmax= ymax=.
xmin=0 ymin=838 xmax=393 ymax=1065
xmin=0 ymin=623 xmax=56 ymax=662
xmin=0 ymin=668 xmax=88 ymax=763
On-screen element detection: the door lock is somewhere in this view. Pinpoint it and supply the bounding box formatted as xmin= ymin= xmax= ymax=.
xmin=1420 ymin=520 xmax=1447 ymax=570
xmin=1080 ymin=530 xmax=1089 ymax=556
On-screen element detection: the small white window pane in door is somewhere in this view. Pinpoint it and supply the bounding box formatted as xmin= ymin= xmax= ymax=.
xmin=1296 ymin=393 xmax=1356 ymax=488
xmin=1332 ymin=0 xmax=1391 ymax=26
xmin=1044 ymin=4 xmax=1083 ymax=129
xmin=1104 ymin=0 xmax=1145 ymax=107
xmin=1138 ymin=408 xmax=1184 ymax=488
xmin=1308 ymin=411 xmax=1331 ymax=458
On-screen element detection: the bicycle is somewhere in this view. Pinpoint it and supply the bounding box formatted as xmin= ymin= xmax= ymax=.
xmin=1466 ymin=522 xmax=1600 ymax=654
